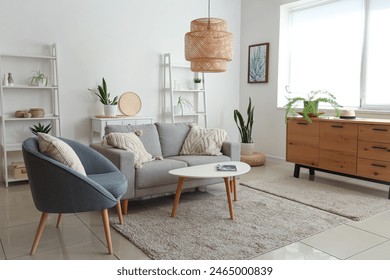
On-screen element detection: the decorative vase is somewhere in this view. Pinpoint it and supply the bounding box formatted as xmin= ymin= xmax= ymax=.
xmin=241 ymin=142 xmax=254 ymax=156
xmin=3 ymin=74 xmax=8 ymax=86
xmin=104 ymin=105 xmax=117 ymax=117
xmin=7 ymin=73 xmax=14 ymax=86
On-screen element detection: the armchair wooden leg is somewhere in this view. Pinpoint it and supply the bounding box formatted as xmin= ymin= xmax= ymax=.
xmin=101 ymin=209 xmax=113 ymax=255
xmin=121 ymin=199 xmax=129 ymax=215
xmin=56 ymin=213 xmax=63 ymax=228
xmin=30 ymin=212 xmax=49 ymax=255
xmin=116 ymin=201 xmax=123 ymax=225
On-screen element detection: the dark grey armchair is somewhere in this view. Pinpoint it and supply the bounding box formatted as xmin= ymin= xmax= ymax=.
xmin=22 ymin=137 xmax=127 ymax=255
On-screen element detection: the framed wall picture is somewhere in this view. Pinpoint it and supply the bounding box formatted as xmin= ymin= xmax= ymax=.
xmin=248 ymin=43 xmax=269 ymax=83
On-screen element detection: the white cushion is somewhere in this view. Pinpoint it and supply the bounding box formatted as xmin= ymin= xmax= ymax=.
xmin=37 ymin=133 xmax=86 ymax=175
xmin=103 ymin=131 xmax=153 ymax=169
xmin=180 ymin=124 xmax=227 ymax=156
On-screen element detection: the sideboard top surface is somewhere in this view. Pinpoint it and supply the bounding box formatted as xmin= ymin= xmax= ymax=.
xmin=288 ymin=117 xmax=390 ymax=125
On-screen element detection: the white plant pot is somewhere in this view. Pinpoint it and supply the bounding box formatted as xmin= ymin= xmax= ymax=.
xmin=194 ymin=83 xmax=201 ymax=90
xmin=38 ymin=79 xmax=46 ymax=87
xmin=103 ymin=105 xmax=117 ymax=117
xmin=241 ymin=142 xmax=255 ymax=155
xmin=173 ymin=105 xmax=182 ymax=115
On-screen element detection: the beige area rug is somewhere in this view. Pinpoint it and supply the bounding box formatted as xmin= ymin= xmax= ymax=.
xmin=241 ymin=175 xmax=390 ymax=221
xmin=110 ymin=188 xmax=347 ymax=260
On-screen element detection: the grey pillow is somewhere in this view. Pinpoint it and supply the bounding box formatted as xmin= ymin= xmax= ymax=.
xmin=155 ymin=122 xmax=191 ymax=157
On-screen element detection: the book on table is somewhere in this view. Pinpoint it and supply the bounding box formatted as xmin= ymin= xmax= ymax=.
xmin=216 ymin=164 xmax=237 ymax=171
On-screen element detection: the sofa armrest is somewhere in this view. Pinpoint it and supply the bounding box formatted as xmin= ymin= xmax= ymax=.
xmin=221 ymin=141 xmax=240 ymax=161
xmin=89 ymin=143 xmax=136 ymax=199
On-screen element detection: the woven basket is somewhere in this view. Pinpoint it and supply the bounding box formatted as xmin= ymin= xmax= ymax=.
xmin=240 ymin=152 xmax=266 ymax=167
xmin=29 ymin=108 xmax=45 ymax=118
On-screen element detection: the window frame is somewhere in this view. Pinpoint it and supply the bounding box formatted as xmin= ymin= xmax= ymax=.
xmin=278 ymin=0 xmax=389 ymax=111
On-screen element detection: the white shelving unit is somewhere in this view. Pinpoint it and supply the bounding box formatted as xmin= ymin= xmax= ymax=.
xmin=90 ymin=116 xmax=155 ymax=143
xmin=0 ymin=44 xmax=61 ymax=187
xmin=162 ymin=53 xmax=208 ymax=127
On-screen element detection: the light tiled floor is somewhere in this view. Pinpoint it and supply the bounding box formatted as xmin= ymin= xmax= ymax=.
xmin=1 ymin=160 xmax=390 ymax=260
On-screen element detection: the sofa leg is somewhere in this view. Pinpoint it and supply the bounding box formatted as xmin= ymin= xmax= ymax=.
xmin=121 ymin=199 xmax=129 ymax=215
xmin=56 ymin=213 xmax=62 ymax=228
xmin=116 ymin=201 xmax=123 ymax=225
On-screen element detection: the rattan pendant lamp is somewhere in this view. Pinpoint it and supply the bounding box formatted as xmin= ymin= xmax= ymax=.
xmin=185 ymin=0 xmax=233 ymax=72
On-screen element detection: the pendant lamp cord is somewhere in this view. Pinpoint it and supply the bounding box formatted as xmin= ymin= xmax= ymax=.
xmin=208 ymin=0 xmax=210 ymax=19
xmin=207 ymin=0 xmax=211 ymax=30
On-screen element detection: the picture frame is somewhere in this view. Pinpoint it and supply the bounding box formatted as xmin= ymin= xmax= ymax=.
xmin=248 ymin=43 xmax=269 ymax=83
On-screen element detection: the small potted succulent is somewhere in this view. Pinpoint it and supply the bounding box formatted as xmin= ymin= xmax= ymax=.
xmin=29 ymin=70 xmax=48 ymax=87
xmin=29 ymin=122 xmax=52 ymax=135
xmin=88 ymin=78 xmax=118 ymax=116
xmin=284 ymin=86 xmax=341 ymax=123
xmin=193 ymin=77 xmax=202 ymax=90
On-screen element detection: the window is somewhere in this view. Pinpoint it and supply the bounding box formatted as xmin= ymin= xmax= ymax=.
xmin=364 ymin=0 xmax=390 ymax=107
xmin=278 ymin=0 xmax=390 ymax=110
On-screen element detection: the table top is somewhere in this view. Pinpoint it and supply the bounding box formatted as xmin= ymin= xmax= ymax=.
xmin=169 ymin=161 xmax=251 ymax=179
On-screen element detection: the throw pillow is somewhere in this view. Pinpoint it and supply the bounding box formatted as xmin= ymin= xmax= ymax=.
xmin=37 ymin=133 xmax=87 ymax=175
xmin=180 ymin=124 xmax=227 ymax=156
xmin=102 ymin=131 xmax=153 ymax=169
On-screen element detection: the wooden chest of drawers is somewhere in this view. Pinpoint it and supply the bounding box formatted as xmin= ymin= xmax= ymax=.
xmin=286 ymin=117 xmax=390 ymax=198
xmin=358 ymin=124 xmax=390 ymax=181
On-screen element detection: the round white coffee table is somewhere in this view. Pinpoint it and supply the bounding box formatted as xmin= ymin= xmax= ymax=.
xmin=169 ymin=161 xmax=251 ymax=220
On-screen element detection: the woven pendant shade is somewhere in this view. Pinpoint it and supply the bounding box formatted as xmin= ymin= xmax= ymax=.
xmin=185 ymin=17 xmax=233 ymax=72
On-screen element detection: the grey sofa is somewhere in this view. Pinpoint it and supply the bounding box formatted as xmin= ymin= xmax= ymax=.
xmin=90 ymin=122 xmax=240 ymax=213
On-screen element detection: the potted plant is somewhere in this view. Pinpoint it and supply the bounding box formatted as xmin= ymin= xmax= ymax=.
xmin=234 ymin=97 xmax=255 ymax=155
xmin=284 ymin=86 xmax=341 ymax=123
xmin=174 ymin=96 xmax=193 ymax=116
xmin=194 ymin=77 xmax=202 ymax=90
xmin=29 ymin=70 xmax=48 ymax=87
xmin=88 ymin=78 xmax=118 ymax=116
xmin=29 ymin=122 xmax=52 ymax=135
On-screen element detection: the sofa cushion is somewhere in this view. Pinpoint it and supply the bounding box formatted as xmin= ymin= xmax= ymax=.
xmin=37 ymin=133 xmax=87 ymax=175
xmin=103 ymin=132 xmax=153 ymax=169
xmin=168 ymin=155 xmax=231 ymax=166
xmin=105 ymin=124 xmax=162 ymax=157
xmin=180 ymin=124 xmax=228 ymax=156
xmin=135 ymin=159 xmax=188 ymax=189
xmin=88 ymin=172 xmax=128 ymax=198
xmin=155 ymin=122 xmax=191 ymax=157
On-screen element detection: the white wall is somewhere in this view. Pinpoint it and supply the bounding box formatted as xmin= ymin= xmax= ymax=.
xmin=240 ymin=0 xmax=296 ymax=160
xmin=0 ymin=0 xmax=241 ymax=144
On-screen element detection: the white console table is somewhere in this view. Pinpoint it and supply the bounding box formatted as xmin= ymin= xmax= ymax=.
xmin=90 ymin=116 xmax=155 ymax=143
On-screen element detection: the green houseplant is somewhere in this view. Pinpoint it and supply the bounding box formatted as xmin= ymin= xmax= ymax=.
xmin=88 ymin=78 xmax=118 ymax=116
xmin=88 ymin=78 xmax=118 ymax=105
xmin=284 ymin=86 xmax=341 ymax=123
xmin=29 ymin=70 xmax=48 ymax=86
xmin=234 ymin=97 xmax=255 ymax=155
xmin=29 ymin=122 xmax=52 ymax=135
xmin=174 ymin=96 xmax=193 ymax=116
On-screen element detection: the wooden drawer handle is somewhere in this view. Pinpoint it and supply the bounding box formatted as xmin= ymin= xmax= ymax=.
xmin=297 ymin=122 xmax=308 ymax=126
xmin=330 ymin=125 xmax=343 ymax=128
xmin=372 ymin=128 xmax=388 ymax=132
xmin=371 ymin=163 xmax=387 ymax=168
xmin=372 ymin=146 xmax=388 ymax=151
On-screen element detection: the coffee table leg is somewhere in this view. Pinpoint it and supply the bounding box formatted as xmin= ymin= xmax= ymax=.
xmin=224 ymin=177 xmax=234 ymax=220
xmin=171 ymin=177 xmax=185 ymax=218
xmin=232 ymin=176 xmax=237 ymax=201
